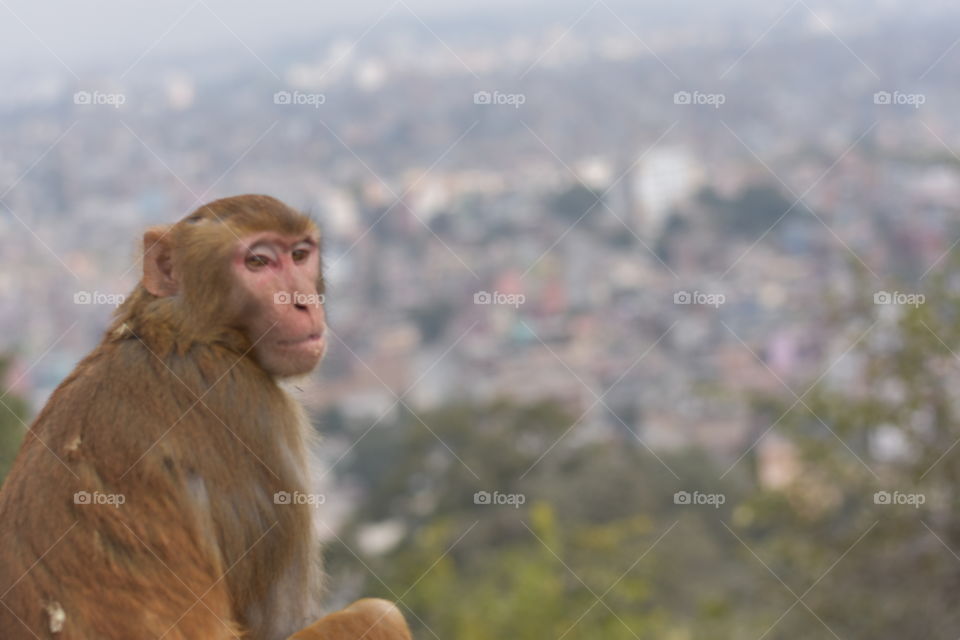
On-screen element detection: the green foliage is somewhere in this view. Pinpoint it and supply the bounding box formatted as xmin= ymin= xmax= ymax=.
xmin=549 ymin=185 xmax=603 ymax=223
xmin=327 ymin=400 xmax=770 ymax=638
xmin=735 ymin=258 xmax=960 ymax=637
xmin=0 ymin=358 xmax=28 ymax=483
xmin=408 ymin=300 xmax=456 ymax=345
xmin=698 ymin=183 xmax=794 ymax=238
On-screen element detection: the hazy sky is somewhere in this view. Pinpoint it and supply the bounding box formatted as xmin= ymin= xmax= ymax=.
xmin=0 ymin=0 xmax=935 ymax=82
xmin=0 ymin=0 xmax=585 ymax=77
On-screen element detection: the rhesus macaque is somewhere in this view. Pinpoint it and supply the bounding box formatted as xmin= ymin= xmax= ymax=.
xmin=0 ymin=195 xmax=412 ymax=640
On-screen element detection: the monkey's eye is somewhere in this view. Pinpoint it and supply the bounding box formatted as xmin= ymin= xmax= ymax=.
xmin=291 ymin=248 xmax=310 ymax=263
xmin=245 ymin=254 xmax=271 ymax=270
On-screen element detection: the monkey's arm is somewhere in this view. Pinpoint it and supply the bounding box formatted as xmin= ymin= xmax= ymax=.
xmin=288 ymin=599 xmax=412 ymax=640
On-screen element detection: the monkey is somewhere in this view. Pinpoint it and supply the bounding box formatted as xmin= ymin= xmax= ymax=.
xmin=0 ymin=195 xmax=412 ymax=640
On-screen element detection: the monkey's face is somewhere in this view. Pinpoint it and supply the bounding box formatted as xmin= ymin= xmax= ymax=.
xmin=230 ymin=231 xmax=327 ymax=378
xmin=140 ymin=196 xmax=328 ymax=378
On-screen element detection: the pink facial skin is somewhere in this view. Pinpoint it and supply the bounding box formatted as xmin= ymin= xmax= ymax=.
xmin=232 ymin=232 xmax=326 ymax=377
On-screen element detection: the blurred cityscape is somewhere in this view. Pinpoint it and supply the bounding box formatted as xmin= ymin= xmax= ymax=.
xmin=9 ymin=2 xmax=960 ymax=636
xmin=1 ymin=0 xmax=959 ymax=467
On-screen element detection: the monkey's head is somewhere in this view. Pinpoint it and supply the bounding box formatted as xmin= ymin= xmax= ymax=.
xmin=134 ymin=194 xmax=326 ymax=378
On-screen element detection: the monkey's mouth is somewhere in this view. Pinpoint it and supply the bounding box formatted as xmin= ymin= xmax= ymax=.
xmin=278 ymin=333 xmax=324 ymax=349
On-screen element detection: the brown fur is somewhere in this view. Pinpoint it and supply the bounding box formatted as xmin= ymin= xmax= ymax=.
xmin=0 ymin=196 xmax=409 ymax=639
xmin=290 ymin=599 xmax=412 ymax=640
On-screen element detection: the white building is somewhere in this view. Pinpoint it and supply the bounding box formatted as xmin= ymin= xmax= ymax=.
xmin=632 ymin=146 xmax=702 ymax=239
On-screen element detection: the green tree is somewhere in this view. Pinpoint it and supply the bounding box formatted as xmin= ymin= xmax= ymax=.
xmin=734 ymin=260 xmax=960 ymax=637
xmin=698 ymin=183 xmax=795 ymax=238
xmin=0 ymin=358 xmax=29 ymax=483
xmin=326 ymin=400 xmax=766 ymax=638
xmin=549 ymin=185 xmax=604 ymax=224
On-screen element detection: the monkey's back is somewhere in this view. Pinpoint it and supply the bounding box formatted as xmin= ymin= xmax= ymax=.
xmin=0 ymin=337 xmax=319 ymax=639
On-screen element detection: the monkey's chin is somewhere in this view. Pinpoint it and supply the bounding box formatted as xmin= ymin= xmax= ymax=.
xmin=260 ymin=336 xmax=325 ymax=378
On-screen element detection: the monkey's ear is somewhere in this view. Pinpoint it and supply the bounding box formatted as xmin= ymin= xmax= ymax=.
xmin=142 ymin=226 xmax=178 ymax=297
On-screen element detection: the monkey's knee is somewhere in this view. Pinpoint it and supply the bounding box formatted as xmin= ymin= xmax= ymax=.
xmin=288 ymin=598 xmax=412 ymax=640
xmin=346 ymin=598 xmax=409 ymax=631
